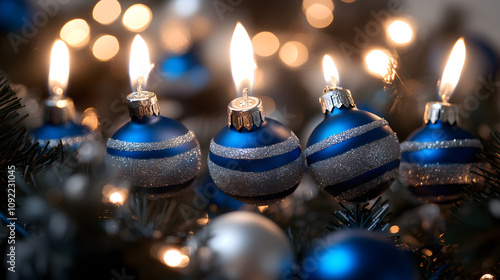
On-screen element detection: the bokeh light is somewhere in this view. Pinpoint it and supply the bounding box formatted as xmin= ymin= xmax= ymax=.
xmin=340 ymin=0 xmax=356 ymax=3
xmin=163 ymin=249 xmax=189 ymax=268
xmin=109 ymin=192 xmax=123 ymax=204
xmin=252 ymin=31 xmax=280 ymax=57
xmin=365 ymin=49 xmax=393 ymax=79
xmin=387 ymin=20 xmax=413 ymax=45
xmin=172 ymin=0 xmax=200 ymax=18
xmin=93 ymin=0 xmax=121 ymax=25
xmin=102 ymin=184 xmax=128 ymax=205
xmin=303 ymin=0 xmax=334 ymax=12
xmin=60 ymin=19 xmax=90 ymax=49
xmin=306 ymin=4 xmax=334 ymax=28
xmin=122 ymin=4 xmax=152 ymax=32
xmin=80 ymin=107 xmax=99 ymax=131
xmin=161 ymin=19 xmax=191 ymax=55
xmin=92 ymin=35 xmax=119 ymax=61
xmin=389 ymin=225 xmax=399 ymax=234
xmin=279 ymin=41 xmax=309 ymax=68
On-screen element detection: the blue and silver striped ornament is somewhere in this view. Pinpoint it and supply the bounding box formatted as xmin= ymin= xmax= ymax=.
xmin=400 ymin=102 xmax=483 ymax=204
xmin=106 ymin=91 xmax=201 ymax=197
xmin=208 ymin=118 xmax=304 ymax=205
xmin=305 ymin=88 xmax=400 ymax=202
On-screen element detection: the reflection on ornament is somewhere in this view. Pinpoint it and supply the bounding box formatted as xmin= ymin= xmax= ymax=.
xmin=305 ymin=55 xmax=400 ymax=202
xmin=302 ymin=230 xmax=417 ymax=280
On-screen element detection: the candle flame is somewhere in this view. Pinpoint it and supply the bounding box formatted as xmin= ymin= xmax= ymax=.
xmin=322 ymin=55 xmax=340 ymax=87
xmin=438 ymin=38 xmax=466 ymax=103
xmin=230 ymin=22 xmax=255 ymax=98
xmin=129 ymin=35 xmax=154 ymax=93
xmin=48 ymin=40 xmax=69 ymax=98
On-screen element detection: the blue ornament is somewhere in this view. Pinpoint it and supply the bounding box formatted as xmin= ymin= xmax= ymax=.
xmin=305 ymin=88 xmax=400 ymax=202
xmin=106 ymin=91 xmax=201 ymax=196
xmin=400 ymin=102 xmax=483 ymax=204
xmin=32 ymin=98 xmax=94 ymax=148
xmin=302 ymin=230 xmax=417 ymax=280
xmin=208 ymin=96 xmax=304 ymax=205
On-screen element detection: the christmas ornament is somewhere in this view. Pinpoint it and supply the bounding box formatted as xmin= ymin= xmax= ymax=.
xmin=305 ymin=55 xmax=400 ymax=202
xmin=302 ymin=230 xmax=416 ymax=280
xmin=106 ymin=35 xmax=201 ymax=196
xmin=188 ymin=211 xmax=294 ymax=280
xmin=208 ymin=23 xmax=304 ymax=205
xmin=400 ymin=38 xmax=483 ymax=204
xmin=32 ymin=40 xmax=93 ymax=148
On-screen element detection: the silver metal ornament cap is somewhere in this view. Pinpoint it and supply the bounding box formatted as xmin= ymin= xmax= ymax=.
xmin=126 ymin=91 xmax=160 ymax=120
xmin=424 ymin=101 xmax=458 ymax=125
xmin=319 ymin=86 xmax=356 ymax=114
xmin=228 ymin=96 xmax=265 ymax=131
xmin=44 ymin=97 xmax=76 ymax=125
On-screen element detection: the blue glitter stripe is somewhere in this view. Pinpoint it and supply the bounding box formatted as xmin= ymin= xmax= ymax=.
xmin=408 ymin=184 xmax=464 ymax=197
xmin=323 ymin=160 xmax=400 ymax=196
xmin=306 ymin=126 xmax=390 ymax=165
xmin=106 ymin=140 xmax=198 ymax=159
xmin=401 ymin=147 xmax=481 ymax=164
xmin=208 ymin=147 xmax=302 ymax=172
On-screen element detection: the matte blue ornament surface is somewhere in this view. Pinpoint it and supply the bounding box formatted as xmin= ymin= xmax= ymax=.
xmin=208 ymin=118 xmax=304 ymax=205
xmin=400 ymin=120 xmax=483 ymax=204
xmin=106 ymin=115 xmax=201 ymax=196
xmin=305 ymin=107 xmax=400 ymax=202
xmin=32 ymin=122 xmax=93 ymax=148
xmin=302 ymin=231 xmax=416 ymax=280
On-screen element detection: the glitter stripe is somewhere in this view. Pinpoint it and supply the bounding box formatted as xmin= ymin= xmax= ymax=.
xmin=309 ymin=134 xmax=400 ymax=188
xmin=35 ymin=132 xmax=97 ymax=147
xmin=209 ymin=132 xmax=300 ymax=160
xmin=400 ymin=139 xmax=482 ymax=152
xmin=305 ymin=119 xmax=389 ymax=157
xmin=399 ymin=162 xmax=485 ymax=186
xmin=208 ymin=154 xmax=304 ymax=197
xmin=105 ymin=147 xmax=201 ymax=188
xmin=335 ymin=168 xmax=398 ymax=201
xmin=107 ymin=131 xmax=195 ymax=151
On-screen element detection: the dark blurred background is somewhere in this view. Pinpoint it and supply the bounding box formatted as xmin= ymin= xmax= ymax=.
xmin=0 ymin=0 xmax=499 ymax=148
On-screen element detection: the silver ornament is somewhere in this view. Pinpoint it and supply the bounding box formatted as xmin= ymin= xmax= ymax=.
xmin=188 ymin=211 xmax=294 ymax=280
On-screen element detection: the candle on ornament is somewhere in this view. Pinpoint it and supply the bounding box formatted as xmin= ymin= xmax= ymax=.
xmin=400 ymin=38 xmax=484 ymax=204
xmin=304 ymin=55 xmax=401 ymax=202
xmin=105 ymin=35 xmax=201 ymax=197
xmin=32 ymin=40 xmax=93 ymax=147
xmin=207 ymin=22 xmax=304 ymax=205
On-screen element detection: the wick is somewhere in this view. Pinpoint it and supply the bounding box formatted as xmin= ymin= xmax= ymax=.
xmin=137 ymin=79 xmax=143 ymax=95
xmin=242 ymin=88 xmax=248 ymax=101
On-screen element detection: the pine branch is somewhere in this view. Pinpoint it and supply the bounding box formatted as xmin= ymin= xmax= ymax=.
xmin=327 ymin=197 xmax=391 ymax=232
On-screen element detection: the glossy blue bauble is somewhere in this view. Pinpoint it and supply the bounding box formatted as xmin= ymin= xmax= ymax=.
xmin=305 ymin=107 xmax=400 ymax=202
xmin=208 ymin=118 xmax=304 ymax=205
xmin=400 ymin=120 xmax=483 ymax=204
xmin=301 ymin=230 xmax=416 ymax=280
xmin=106 ymin=115 xmax=201 ymax=196
xmin=32 ymin=121 xmax=93 ymax=148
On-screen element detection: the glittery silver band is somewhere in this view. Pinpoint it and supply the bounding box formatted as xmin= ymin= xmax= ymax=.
xmin=336 ymin=168 xmax=398 ymax=201
xmin=209 ymin=133 xmax=300 ymax=160
xmin=309 ymin=134 xmax=400 ymax=188
xmin=305 ymin=119 xmax=389 ymax=157
xmin=208 ymin=154 xmax=304 ymax=197
xmin=35 ymin=132 xmax=98 ymax=148
xmin=106 ymin=147 xmax=201 ymax=188
xmin=400 ymin=138 xmax=482 ymax=152
xmin=107 ymin=131 xmax=196 ymax=152
xmin=399 ymin=162 xmax=485 ymax=186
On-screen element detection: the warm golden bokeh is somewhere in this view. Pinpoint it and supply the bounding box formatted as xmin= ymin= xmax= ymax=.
xmin=279 ymin=41 xmax=309 ymax=68
xmin=306 ymin=4 xmax=334 ymax=28
xmin=252 ymin=31 xmax=280 ymax=57
xmin=93 ymin=0 xmax=121 ymax=25
xmin=122 ymin=4 xmax=152 ymax=32
xmin=60 ymin=19 xmax=90 ymax=48
xmin=303 ymin=0 xmax=334 ymax=12
xmin=161 ymin=19 xmax=192 ymax=55
xmin=92 ymin=35 xmax=119 ymax=62
xmin=387 ymin=20 xmax=413 ymax=45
